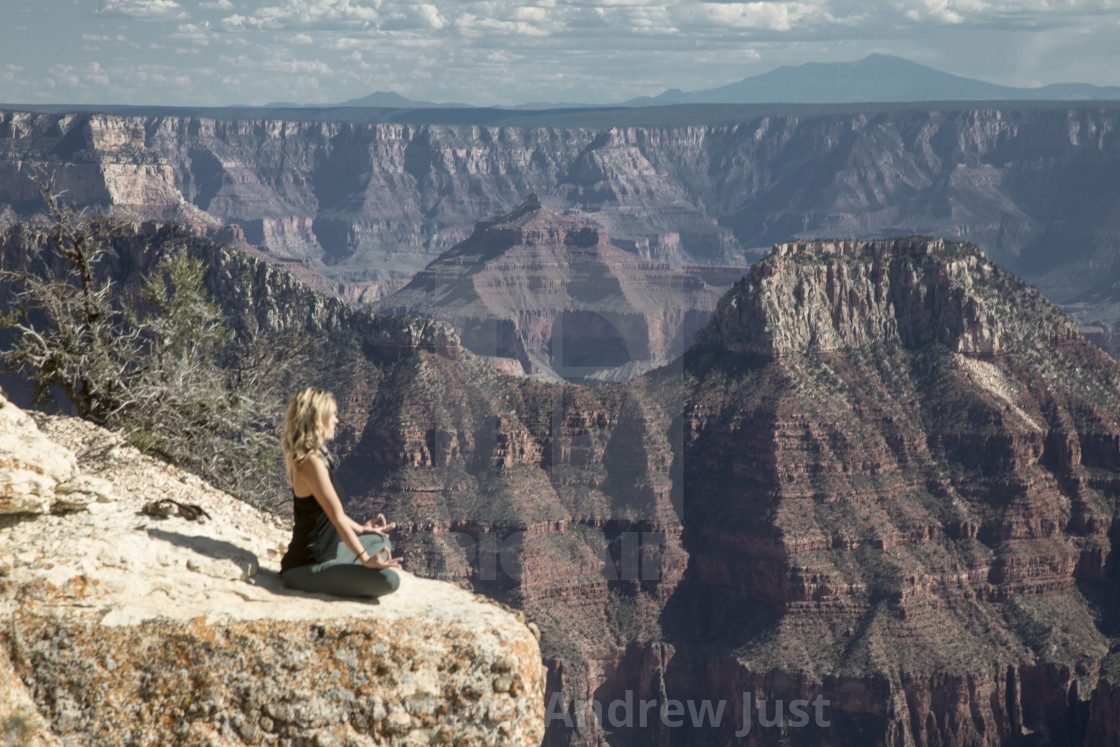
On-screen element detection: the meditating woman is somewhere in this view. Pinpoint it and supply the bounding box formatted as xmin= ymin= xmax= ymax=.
xmin=279 ymin=387 xmax=402 ymax=598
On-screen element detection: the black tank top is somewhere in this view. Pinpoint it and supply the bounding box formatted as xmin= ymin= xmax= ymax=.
xmin=280 ymin=454 xmax=342 ymax=573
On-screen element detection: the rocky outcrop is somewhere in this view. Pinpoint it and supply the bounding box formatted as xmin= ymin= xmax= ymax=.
xmin=325 ymin=237 xmax=1120 ymax=745
xmin=378 ymin=196 xmax=734 ymax=380
xmin=5 ymin=106 xmax=1120 ymax=326
xmin=0 ymin=392 xmax=546 ymax=746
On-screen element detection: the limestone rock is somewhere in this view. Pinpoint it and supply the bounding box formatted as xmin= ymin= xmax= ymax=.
xmin=55 ymin=474 xmax=118 ymax=503
xmin=0 ymin=401 xmax=546 ymax=745
xmin=0 ymin=393 xmax=78 ymax=515
xmin=0 ymin=645 xmax=60 ymax=747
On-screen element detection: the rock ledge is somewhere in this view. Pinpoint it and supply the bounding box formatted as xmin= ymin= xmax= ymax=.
xmin=0 ymin=393 xmax=545 ymax=746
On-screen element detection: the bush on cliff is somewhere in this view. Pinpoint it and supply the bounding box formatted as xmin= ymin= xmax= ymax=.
xmin=0 ymin=177 xmax=294 ymax=510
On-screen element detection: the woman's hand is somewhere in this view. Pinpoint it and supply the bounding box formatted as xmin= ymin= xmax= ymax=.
xmin=361 ymin=546 xmax=403 ymax=570
xmin=357 ymin=513 xmax=396 ymax=537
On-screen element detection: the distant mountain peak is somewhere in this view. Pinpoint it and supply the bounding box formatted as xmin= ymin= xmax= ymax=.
xmin=626 ymin=53 xmax=1120 ymax=106
xmin=332 ymin=90 xmax=477 ymax=109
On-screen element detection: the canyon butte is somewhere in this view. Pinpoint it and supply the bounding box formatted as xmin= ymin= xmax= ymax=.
xmin=378 ymin=194 xmax=737 ymax=381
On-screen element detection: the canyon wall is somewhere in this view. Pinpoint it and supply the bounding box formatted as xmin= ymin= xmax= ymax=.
xmin=3 ymin=106 xmax=1120 ymax=322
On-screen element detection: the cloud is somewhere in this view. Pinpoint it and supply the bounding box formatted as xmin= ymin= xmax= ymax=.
xmin=97 ymin=0 xmax=189 ymax=21
xmin=220 ymin=0 xmax=383 ymax=31
xmin=219 ymin=52 xmax=334 ymax=76
xmin=683 ymin=2 xmax=831 ymax=31
xmin=82 ymin=33 xmax=126 ymax=42
xmin=86 ymin=62 xmax=112 ymax=86
xmin=171 ymin=22 xmax=215 ymax=44
xmin=416 ymin=3 xmax=446 ymax=28
xmin=199 ymin=0 xmax=234 ymax=8
xmin=44 ymin=62 xmax=113 ymax=89
xmin=889 ymin=0 xmax=1120 ymax=28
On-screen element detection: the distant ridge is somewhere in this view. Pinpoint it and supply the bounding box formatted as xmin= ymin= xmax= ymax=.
xmin=335 ymin=91 xmax=471 ymax=109
xmin=623 ymin=54 xmax=1120 ymax=105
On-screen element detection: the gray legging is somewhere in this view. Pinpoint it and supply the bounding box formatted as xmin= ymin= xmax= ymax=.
xmin=281 ymin=533 xmax=400 ymax=599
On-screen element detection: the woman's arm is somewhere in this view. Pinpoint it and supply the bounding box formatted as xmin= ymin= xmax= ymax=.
xmin=297 ymin=457 xmax=402 ymax=570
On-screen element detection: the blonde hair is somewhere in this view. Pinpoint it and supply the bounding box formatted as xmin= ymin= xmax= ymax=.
xmin=281 ymin=387 xmax=338 ymax=482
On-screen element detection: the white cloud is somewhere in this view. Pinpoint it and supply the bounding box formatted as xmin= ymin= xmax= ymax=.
xmin=97 ymin=0 xmax=189 ymax=21
xmin=416 ymin=3 xmax=445 ymax=28
xmin=220 ymin=0 xmax=382 ymax=30
xmin=219 ymin=53 xmax=333 ymax=75
xmin=87 ymin=62 xmax=112 ymax=86
xmin=108 ymin=63 xmax=193 ymax=89
xmin=513 ymin=5 xmax=548 ymax=22
xmin=890 ymin=0 xmax=1120 ymax=27
xmin=172 ymin=21 xmax=215 ymax=43
xmin=200 ymin=0 xmax=234 ymax=8
xmin=691 ymin=2 xmax=827 ymax=31
xmin=43 ymin=62 xmax=114 ymax=89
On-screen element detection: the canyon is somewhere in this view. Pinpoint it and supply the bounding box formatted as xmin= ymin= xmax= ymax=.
xmin=6 ymin=218 xmax=1120 ymax=744
xmin=6 ymin=102 xmax=1120 ymax=746
xmin=3 ymin=104 xmax=1120 ymax=332
xmin=338 ymin=235 xmax=1120 ymax=745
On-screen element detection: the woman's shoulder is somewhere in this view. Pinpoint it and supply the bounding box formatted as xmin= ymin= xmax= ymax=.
xmin=294 ymin=451 xmax=330 ymax=476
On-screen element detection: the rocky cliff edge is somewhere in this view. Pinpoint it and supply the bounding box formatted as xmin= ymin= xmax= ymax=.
xmin=0 ymin=392 xmax=545 ymax=746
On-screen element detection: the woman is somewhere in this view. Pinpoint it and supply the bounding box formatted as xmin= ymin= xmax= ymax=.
xmin=279 ymin=387 xmax=402 ymax=598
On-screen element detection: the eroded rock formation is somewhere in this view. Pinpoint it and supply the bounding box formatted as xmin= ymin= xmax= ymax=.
xmin=333 ymin=237 xmax=1120 ymax=745
xmin=5 ymin=106 xmax=1120 ymax=327
xmin=379 ymin=196 xmax=735 ymax=381
xmin=668 ymin=237 xmax=1115 ymax=745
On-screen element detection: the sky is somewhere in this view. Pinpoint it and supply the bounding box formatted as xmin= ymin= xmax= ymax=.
xmin=1 ymin=0 xmax=1118 ymax=107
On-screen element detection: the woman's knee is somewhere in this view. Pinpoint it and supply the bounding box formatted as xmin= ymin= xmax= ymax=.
xmin=381 ymin=568 xmax=401 ymax=593
xmin=280 ymin=567 xmax=314 ymax=592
